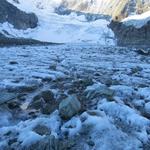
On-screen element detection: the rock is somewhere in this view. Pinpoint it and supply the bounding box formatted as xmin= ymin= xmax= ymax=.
xmin=0 ymin=91 xmax=16 ymax=105
xmin=41 ymin=103 xmax=57 ymax=115
xmin=84 ymin=83 xmax=114 ymax=100
xmin=137 ymin=49 xmax=150 ymax=55
xmin=7 ymin=100 xmax=20 ymax=109
xmin=131 ymin=66 xmax=143 ymax=74
xmin=87 ymin=140 xmax=95 ymax=147
xmin=9 ymin=61 xmax=18 ymax=65
xmin=68 ymin=78 xmax=93 ymax=94
xmin=0 ymin=0 xmax=38 ymax=30
xmin=28 ymin=97 xmax=44 ymax=110
xmin=110 ymin=20 xmax=150 ymax=46
xmin=72 ymin=78 xmax=93 ymax=89
xmin=26 ymin=135 xmax=62 ymax=150
xmin=144 ymin=102 xmax=150 ymax=117
xmin=33 ymin=124 xmax=51 ymax=136
xmin=41 ymin=90 xmax=54 ymax=103
xmin=29 ymin=92 xmax=57 ymax=114
xmin=32 ymin=94 xmax=42 ymax=102
xmin=59 ymin=95 xmax=81 ymax=119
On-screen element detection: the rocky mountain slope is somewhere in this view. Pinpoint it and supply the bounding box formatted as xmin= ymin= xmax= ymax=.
xmin=61 ymin=0 xmax=150 ymax=20
xmin=0 ymin=0 xmax=38 ymax=30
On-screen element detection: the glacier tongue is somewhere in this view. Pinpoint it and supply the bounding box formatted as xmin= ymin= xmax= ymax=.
xmin=3 ymin=0 xmax=115 ymax=45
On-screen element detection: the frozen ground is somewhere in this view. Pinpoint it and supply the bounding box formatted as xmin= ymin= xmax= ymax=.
xmin=0 ymin=44 xmax=150 ymax=150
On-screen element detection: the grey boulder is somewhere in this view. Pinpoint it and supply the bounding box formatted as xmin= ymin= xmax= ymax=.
xmin=59 ymin=95 xmax=81 ymax=119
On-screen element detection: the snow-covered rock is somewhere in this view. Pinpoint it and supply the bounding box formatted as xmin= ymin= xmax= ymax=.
xmin=59 ymin=95 xmax=81 ymax=119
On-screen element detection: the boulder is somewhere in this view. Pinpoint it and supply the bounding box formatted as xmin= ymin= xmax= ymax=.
xmin=28 ymin=90 xmax=57 ymax=114
xmin=59 ymin=95 xmax=81 ymax=119
xmin=84 ymin=83 xmax=114 ymax=100
xmin=110 ymin=20 xmax=150 ymax=46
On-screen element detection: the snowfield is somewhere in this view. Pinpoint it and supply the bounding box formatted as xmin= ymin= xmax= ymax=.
xmin=0 ymin=44 xmax=150 ymax=149
xmin=0 ymin=0 xmax=115 ymax=44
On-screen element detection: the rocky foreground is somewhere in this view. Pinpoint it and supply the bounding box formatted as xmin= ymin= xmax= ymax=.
xmin=0 ymin=44 xmax=150 ymax=150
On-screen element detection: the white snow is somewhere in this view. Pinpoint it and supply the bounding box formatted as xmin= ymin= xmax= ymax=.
xmin=122 ymin=10 xmax=150 ymax=28
xmin=81 ymin=111 xmax=143 ymax=150
xmin=61 ymin=117 xmax=82 ymax=137
xmin=0 ymin=111 xmax=61 ymax=148
xmin=145 ymin=102 xmax=150 ymax=114
xmin=138 ymin=87 xmax=150 ymax=100
xmin=98 ymin=101 xmax=149 ymax=142
xmin=3 ymin=0 xmax=115 ymax=45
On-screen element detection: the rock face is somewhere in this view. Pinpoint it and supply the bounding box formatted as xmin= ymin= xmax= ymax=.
xmin=0 ymin=0 xmax=38 ymax=29
xmin=62 ymin=0 xmax=150 ymax=20
xmin=59 ymin=95 xmax=81 ymax=119
xmin=110 ymin=20 xmax=150 ymax=46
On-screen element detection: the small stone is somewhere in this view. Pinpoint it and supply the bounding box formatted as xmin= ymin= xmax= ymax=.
xmin=41 ymin=103 xmax=57 ymax=115
xmin=7 ymin=101 xmax=20 ymax=109
xmin=0 ymin=91 xmax=16 ymax=105
xmin=59 ymin=95 xmax=81 ymax=119
xmin=41 ymin=90 xmax=54 ymax=103
xmin=33 ymin=94 xmax=42 ymax=102
xmin=84 ymin=83 xmax=114 ymax=100
xmin=33 ymin=124 xmax=51 ymax=136
xmin=28 ymin=98 xmax=43 ymax=110
xmin=26 ymin=135 xmax=62 ymax=150
xmin=9 ymin=61 xmax=18 ymax=65
xmin=49 ymin=64 xmax=57 ymax=70
xmin=8 ymin=138 xmax=17 ymax=146
xmin=87 ymin=140 xmax=95 ymax=146
xmin=137 ymin=49 xmax=150 ymax=55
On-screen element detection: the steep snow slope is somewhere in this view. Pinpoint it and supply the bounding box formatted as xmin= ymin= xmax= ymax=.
xmin=1 ymin=0 xmax=115 ymax=44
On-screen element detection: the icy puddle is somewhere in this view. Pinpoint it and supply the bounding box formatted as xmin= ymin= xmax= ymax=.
xmin=0 ymin=44 xmax=150 ymax=150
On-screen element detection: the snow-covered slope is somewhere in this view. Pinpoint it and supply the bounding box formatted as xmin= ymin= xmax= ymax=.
xmin=122 ymin=10 xmax=150 ymax=28
xmin=0 ymin=0 xmax=115 ymax=45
